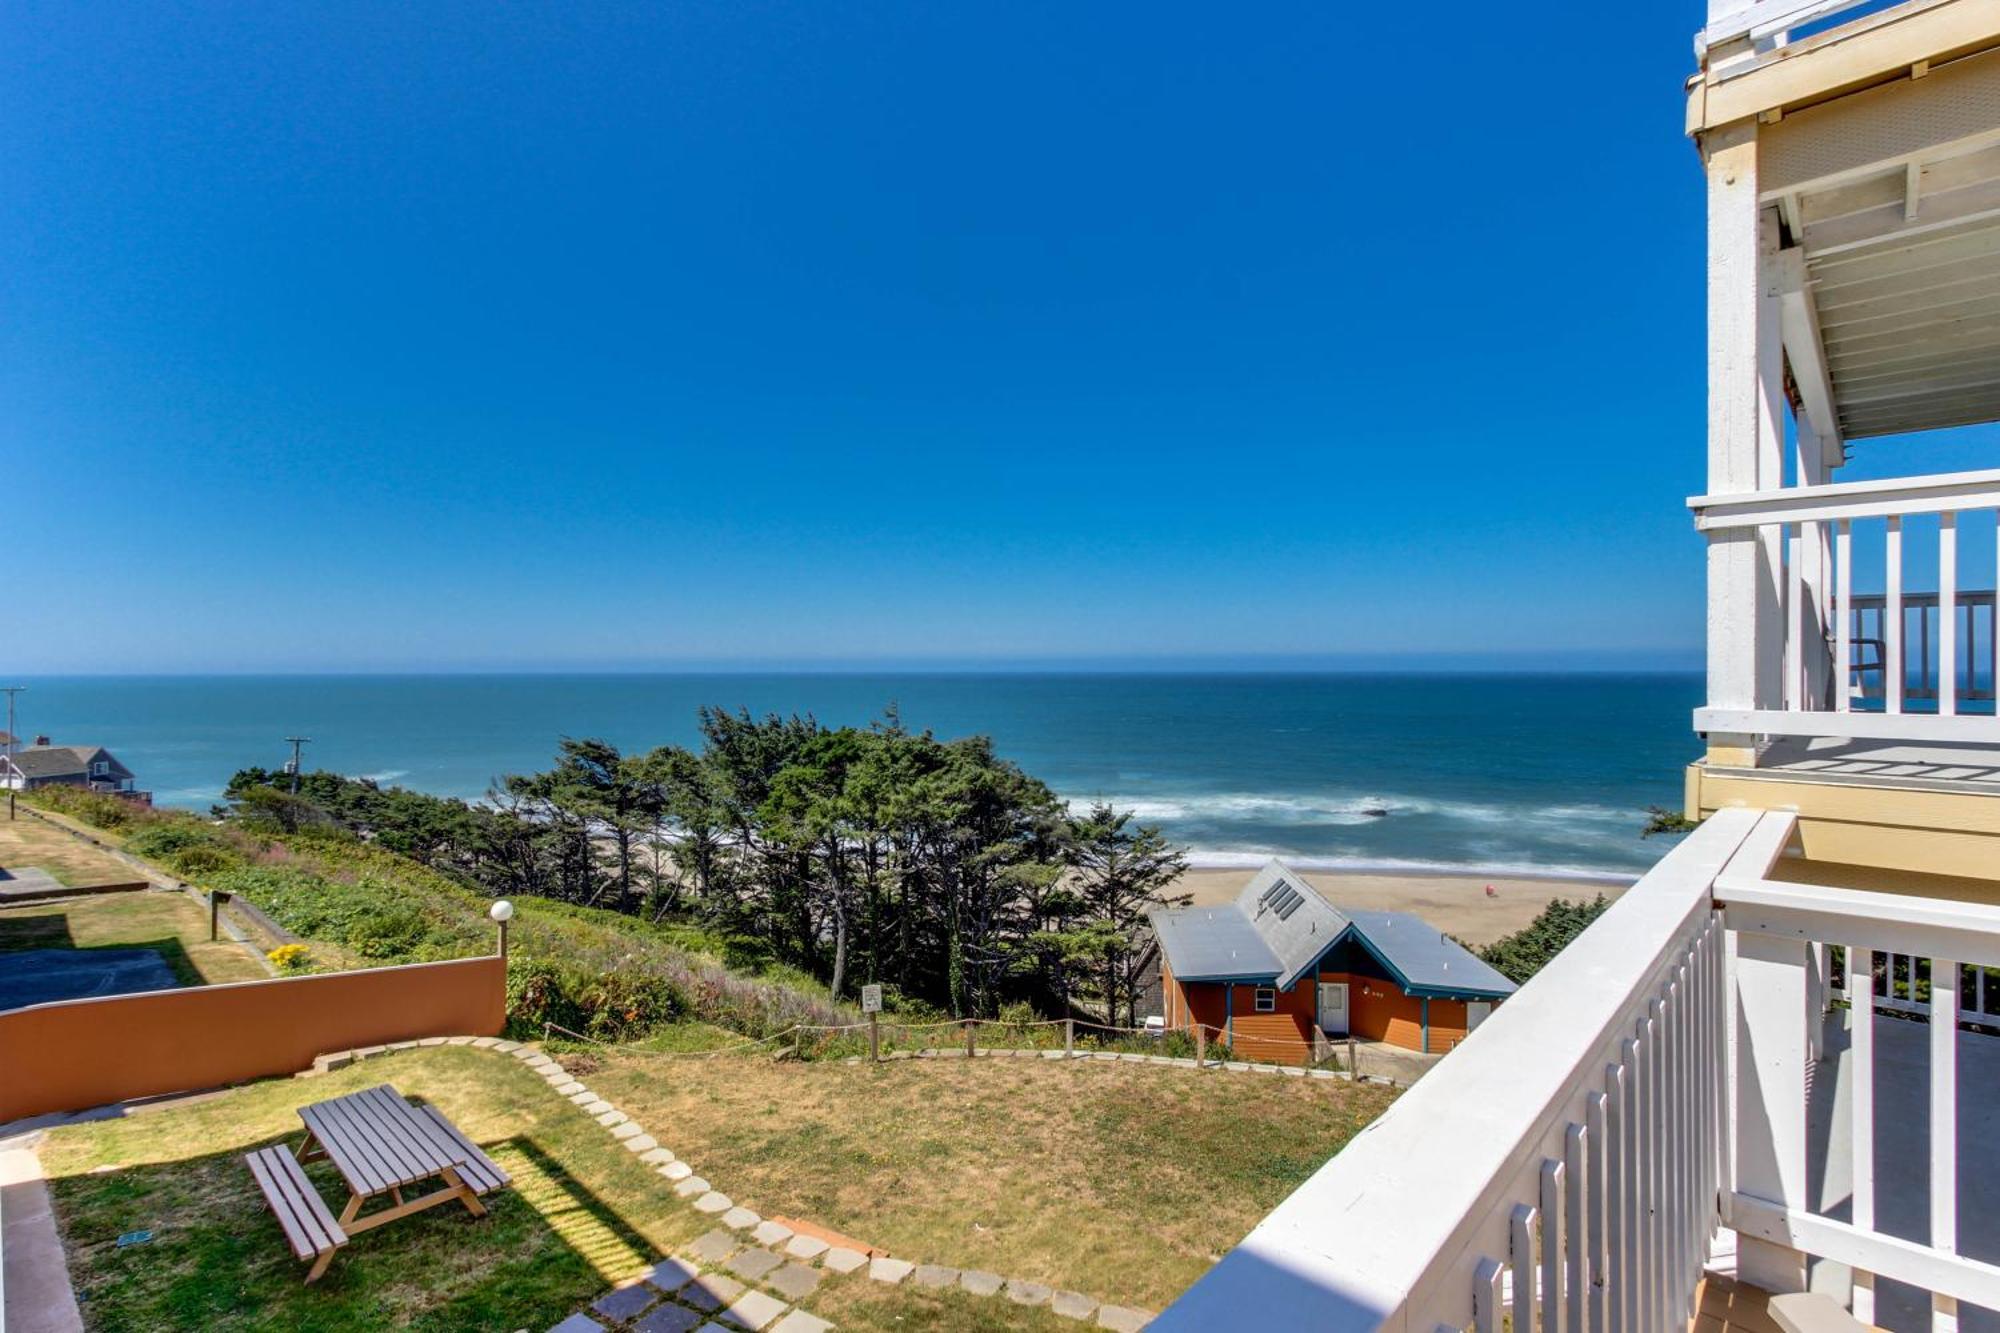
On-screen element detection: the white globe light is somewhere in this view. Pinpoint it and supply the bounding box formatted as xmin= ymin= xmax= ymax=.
xmin=488 ymin=899 xmax=515 ymax=923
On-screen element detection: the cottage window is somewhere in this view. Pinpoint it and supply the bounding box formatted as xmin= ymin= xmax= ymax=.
xmin=1253 ymin=987 xmax=1276 ymax=1013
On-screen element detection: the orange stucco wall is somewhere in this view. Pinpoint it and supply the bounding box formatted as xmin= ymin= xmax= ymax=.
xmin=0 ymin=956 xmax=507 ymax=1124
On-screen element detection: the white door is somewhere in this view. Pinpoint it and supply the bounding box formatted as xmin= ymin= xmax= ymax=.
xmin=1318 ymin=983 xmax=1349 ymax=1035
xmin=1466 ymin=1001 xmax=1492 ymax=1032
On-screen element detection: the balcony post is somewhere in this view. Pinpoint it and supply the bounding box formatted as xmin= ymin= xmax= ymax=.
xmin=1704 ymin=119 xmax=1786 ymax=766
xmin=1733 ymin=930 xmax=1810 ymax=1294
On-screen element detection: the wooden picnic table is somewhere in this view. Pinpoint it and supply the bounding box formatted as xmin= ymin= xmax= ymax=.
xmin=247 ymin=1082 xmax=509 ymax=1282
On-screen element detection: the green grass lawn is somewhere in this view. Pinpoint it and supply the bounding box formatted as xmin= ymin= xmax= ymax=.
xmin=0 ymin=810 xmax=144 ymax=886
xmin=579 ymin=1044 xmax=1399 ymax=1311
xmin=39 ymin=1046 xmax=715 ymax=1332
xmin=0 ymin=890 xmax=270 ymax=987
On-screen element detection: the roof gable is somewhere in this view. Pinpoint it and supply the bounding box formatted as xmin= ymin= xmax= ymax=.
xmin=1325 ymin=909 xmax=1518 ymax=999
xmin=1232 ymin=860 xmax=1350 ymax=991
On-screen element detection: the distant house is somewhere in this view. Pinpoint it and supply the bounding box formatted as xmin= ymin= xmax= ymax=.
xmin=1149 ymin=859 xmax=1515 ymax=1061
xmin=1 ymin=738 xmax=145 ymax=802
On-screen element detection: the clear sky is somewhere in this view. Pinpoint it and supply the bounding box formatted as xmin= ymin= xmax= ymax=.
xmin=4 ymin=3 xmax=1721 ymax=673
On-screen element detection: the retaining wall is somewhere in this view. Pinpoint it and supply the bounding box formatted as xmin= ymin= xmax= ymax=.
xmin=0 ymin=956 xmax=506 ymax=1124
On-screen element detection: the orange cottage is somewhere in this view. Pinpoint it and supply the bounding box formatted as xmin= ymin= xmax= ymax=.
xmin=1149 ymin=859 xmax=1517 ymax=1062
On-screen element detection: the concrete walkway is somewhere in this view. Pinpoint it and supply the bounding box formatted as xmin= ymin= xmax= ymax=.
xmin=0 ymin=1143 xmax=84 ymax=1333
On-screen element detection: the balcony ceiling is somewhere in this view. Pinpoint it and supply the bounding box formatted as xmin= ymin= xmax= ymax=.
xmin=1790 ymin=137 xmax=2000 ymax=439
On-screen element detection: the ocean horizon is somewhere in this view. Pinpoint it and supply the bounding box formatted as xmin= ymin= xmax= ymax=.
xmin=9 ymin=671 xmax=1703 ymax=878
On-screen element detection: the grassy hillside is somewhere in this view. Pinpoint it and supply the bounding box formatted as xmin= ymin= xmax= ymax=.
xmin=24 ymin=788 xmax=850 ymax=1041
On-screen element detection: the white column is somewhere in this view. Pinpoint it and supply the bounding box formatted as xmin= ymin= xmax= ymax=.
xmin=1735 ymin=931 xmax=1810 ymax=1294
xmin=1705 ymin=121 xmax=1784 ymax=765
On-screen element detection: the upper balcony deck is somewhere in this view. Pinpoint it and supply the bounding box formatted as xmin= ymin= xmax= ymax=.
xmin=1687 ymin=0 xmax=2000 ymax=870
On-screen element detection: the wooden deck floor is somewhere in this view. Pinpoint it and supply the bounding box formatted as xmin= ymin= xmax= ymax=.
xmin=1694 ymin=1275 xmax=1787 ymax=1333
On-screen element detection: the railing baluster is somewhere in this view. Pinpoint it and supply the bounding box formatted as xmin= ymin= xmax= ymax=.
xmin=1618 ymin=1045 xmax=1641 ymax=1333
xmin=1584 ymin=1101 xmax=1608 ymax=1333
xmin=1940 ymin=513 xmax=1958 ymax=715
xmin=1800 ymin=516 xmax=1816 ymax=704
xmin=1888 ymin=516 xmax=1904 ymax=714
xmin=1475 ymin=1258 xmax=1505 ymax=1333
xmin=1513 ymin=1205 xmax=1541 ymax=1333
xmin=1664 ymin=972 xmax=1680 ymax=1320
xmin=1542 ymin=1160 xmax=1566 ymax=1333
xmin=1933 ymin=957 xmax=1959 ymax=1333
xmin=1606 ymin=1062 xmax=1629 ymax=1333
xmin=1852 ymin=945 xmax=1876 ymax=1325
xmin=1836 ymin=520 xmax=1852 ymax=711
xmin=1645 ymin=1003 xmax=1665 ymax=1333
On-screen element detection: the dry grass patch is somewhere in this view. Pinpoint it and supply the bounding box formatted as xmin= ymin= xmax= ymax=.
xmin=586 ymin=1048 xmax=1397 ymax=1310
xmin=0 ymin=890 xmax=270 ymax=987
xmin=0 ymin=811 xmax=141 ymax=886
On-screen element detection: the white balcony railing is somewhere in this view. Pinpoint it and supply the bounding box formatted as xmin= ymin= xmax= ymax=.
xmin=1699 ymin=0 xmax=1908 ymax=61
xmin=1691 ymin=468 xmax=2000 ymax=747
xmin=1156 ymin=809 xmax=2000 ymax=1331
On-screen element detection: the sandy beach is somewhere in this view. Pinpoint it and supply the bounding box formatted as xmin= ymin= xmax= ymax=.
xmin=1168 ymin=866 xmax=1633 ymax=948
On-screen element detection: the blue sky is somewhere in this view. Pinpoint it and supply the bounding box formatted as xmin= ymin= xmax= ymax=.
xmin=4 ymin=3 xmax=1721 ymax=672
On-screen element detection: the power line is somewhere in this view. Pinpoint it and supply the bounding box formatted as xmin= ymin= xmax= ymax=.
xmin=1 ymin=686 xmax=22 ymax=821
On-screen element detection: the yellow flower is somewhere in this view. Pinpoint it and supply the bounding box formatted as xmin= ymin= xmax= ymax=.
xmin=267 ymin=943 xmax=312 ymax=973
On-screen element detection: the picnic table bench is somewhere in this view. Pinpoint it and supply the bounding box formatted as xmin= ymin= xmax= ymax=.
xmin=244 ymin=1083 xmax=510 ymax=1282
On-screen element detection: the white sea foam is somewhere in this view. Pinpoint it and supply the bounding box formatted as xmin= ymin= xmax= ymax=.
xmin=1060 ymin=789 xmax=1637 ymax=832
xmin=1062 ymin=791 xmax=1434 ymax=826
xmin=1178 ymin=848 xmax=1639 ymax=885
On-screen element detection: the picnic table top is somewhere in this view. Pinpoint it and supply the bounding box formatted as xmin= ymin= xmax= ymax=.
xmin=298 ymin=1084 xmax=474 ymax=1198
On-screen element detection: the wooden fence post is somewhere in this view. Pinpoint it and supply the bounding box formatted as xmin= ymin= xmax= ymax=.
xmin=1195 ymin=1023 xmax=1206 ymax=1067
xmin=965 ymin=1020 xmax=976 ymax=1058
xmin=1347 ymin=1035 xmax=1357 ymax=1079
xmin=869 ymin=1012 xmax=879 ymax=1063
xmin=1064 ymin=1017 xmax=1074 ymax=1058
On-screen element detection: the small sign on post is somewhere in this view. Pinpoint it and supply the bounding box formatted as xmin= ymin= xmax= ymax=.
xmin=862 ymin=984 xmax=883 ymax=1062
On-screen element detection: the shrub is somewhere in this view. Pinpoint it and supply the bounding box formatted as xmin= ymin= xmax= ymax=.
xmin=267 ymin=943 xmax=313 ymax=973
xmin=167 ymin=844 xmax=243 ymax=878
xmin=30 ymin=787 xmax=142 ymax=830
xmin=1480 ymin=895 xmax=1611 ymax=984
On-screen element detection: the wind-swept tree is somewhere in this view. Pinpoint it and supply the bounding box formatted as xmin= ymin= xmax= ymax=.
xmin=1062 ymin=802 xmax=1189 ymax=1028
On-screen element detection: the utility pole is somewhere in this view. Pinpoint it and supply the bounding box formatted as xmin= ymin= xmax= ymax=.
xmin=1 ymin=686 xmax=22 ymax=820
xmin=284 ymin=736 xmax=311 ymax=794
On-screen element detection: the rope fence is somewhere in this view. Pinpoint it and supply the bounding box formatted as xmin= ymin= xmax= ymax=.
xmin=543 ymin=1010 xmax=1394 ymax=1081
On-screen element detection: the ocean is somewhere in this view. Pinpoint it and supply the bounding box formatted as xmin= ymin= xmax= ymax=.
xmin=12 ymin=672 xmax=1703 ymax=877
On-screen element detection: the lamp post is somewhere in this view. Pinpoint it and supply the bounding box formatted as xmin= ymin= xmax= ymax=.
xmin=489 ymin=899 xmax=515 ymax=958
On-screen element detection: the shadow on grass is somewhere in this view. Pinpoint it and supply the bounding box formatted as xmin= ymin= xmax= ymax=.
xmin=0 ymin=933 xmax=201 ymax=1006
xmin=46 ymin=1120 xmax=659 ymax=1333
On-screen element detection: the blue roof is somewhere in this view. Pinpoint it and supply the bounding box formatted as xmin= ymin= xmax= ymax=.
xmin=1337 ymin=908 xmax=1516 ymax=999
xmin=1151 ymin=903 xmax=1282 ymax=981
xmin=1149 ymin=859 xmax=1517 ymax=999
